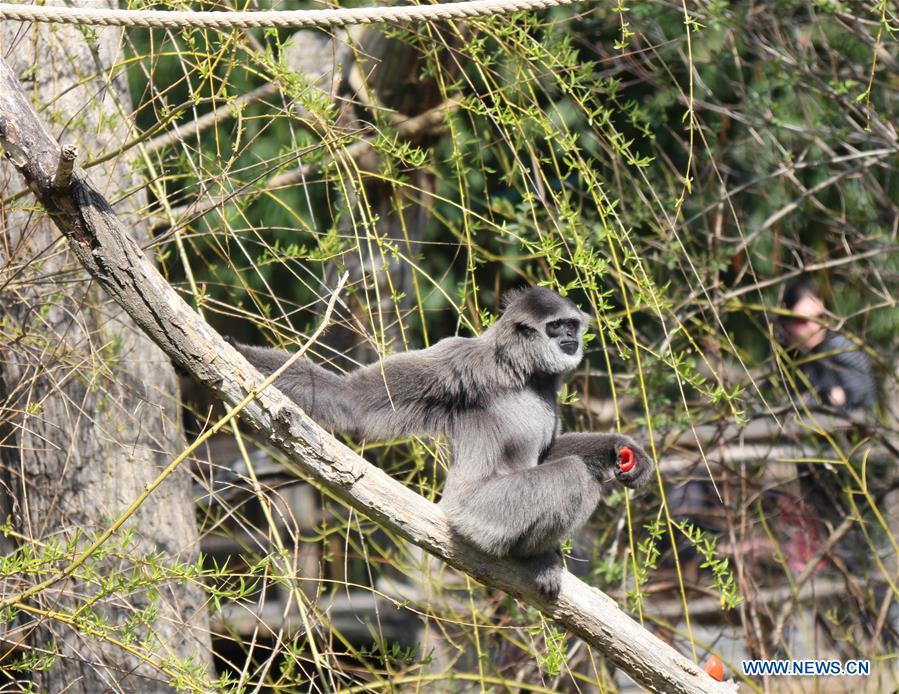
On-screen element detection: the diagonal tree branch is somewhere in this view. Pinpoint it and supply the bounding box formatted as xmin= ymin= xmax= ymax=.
xmin=0 ymin=55 xmax=733 ymax=694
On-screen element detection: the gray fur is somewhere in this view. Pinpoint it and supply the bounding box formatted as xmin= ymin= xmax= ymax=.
xmin=232 ymin=287 xmax=653 ymax=598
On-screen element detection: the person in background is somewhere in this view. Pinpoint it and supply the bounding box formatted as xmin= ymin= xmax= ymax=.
xmin=779 ymin=280 xmax=878 ymax=412
xmin=777 ymin=280 xmax=886 ymax=591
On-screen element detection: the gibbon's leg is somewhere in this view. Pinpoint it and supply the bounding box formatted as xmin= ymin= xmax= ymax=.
xmin=443 ymin=456 xmax=598 ymax=598
xmin=443 ymin=457 xmax=600 ymax=556
xmin=520 ymin=551 xmax=565 ymax=599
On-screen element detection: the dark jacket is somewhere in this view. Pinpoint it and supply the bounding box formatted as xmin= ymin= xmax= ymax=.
xmin=800 ymin=333 xmax=877 ymax=411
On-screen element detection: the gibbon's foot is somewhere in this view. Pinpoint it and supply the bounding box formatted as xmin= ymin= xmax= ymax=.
xmin=613 ymin=438 xmax=654 ymax=489
xmin=524 ymin=551 xmax=564 ymax=599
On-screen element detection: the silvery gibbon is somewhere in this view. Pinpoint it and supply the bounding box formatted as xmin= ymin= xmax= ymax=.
xmin=232 ymin=287 xmax=653 ymax=597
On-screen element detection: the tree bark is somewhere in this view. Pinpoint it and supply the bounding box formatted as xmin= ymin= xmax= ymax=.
xmin=0 ymin=52 xmax=734 ymax=694
xmin=0 ymin=20 xmax=211 ymax=693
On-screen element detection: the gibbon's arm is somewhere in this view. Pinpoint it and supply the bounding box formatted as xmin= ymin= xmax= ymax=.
xmin=446 ymin=434 xmax=652 ymax=557
xmin=232 ymin=342 xmax=466 ymax=439
xmin=444 ymin=433 xmax=652 ymax=597
xmin=545 ymin=433 xmax=653 ymax=483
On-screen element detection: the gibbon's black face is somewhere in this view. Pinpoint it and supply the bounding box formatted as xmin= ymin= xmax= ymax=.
xmin=545 ymin=317 xmax=581 ymax=355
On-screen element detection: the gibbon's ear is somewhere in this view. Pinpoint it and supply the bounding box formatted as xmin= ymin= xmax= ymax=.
xmin=513 ymin=321 xmax=540 ymax=338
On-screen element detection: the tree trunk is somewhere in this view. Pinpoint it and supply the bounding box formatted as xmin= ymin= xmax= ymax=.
xmin=0 ymin=18 xmax=211 ymax=693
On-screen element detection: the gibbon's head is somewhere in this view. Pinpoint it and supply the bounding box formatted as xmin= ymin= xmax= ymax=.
xmin=496 ymin=287 xmax=592 ymax=375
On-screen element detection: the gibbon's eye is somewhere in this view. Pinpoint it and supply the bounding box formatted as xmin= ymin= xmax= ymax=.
xmin=545 ymin=318 xmax=580 ymax=339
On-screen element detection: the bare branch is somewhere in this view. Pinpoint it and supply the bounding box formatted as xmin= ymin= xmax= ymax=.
xmin=52 ymin=144 xmax=78 ymax=189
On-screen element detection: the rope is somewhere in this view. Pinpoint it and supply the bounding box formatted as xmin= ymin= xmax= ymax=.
xmin=0 ymin=0 xmax=580 ymax=29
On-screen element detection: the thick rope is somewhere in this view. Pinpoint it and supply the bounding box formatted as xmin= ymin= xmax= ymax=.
xmin=0 ymin=0 xmax=579 ymax=29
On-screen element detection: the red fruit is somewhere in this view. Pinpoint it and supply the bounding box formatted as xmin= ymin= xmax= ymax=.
xmin=704 ymin=655 xmax=725 ymax=681
xmin=618 ymin=446 xmax=635 ymax=472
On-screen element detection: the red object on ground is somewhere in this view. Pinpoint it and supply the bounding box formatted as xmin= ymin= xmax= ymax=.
xmin=618 ymin=446 xmax=635 ymax=472
xmin=704 ymin=655 xmax=725 ymax=681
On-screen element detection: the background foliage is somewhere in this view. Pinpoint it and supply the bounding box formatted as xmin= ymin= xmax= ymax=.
xmin=132 ymin=0 xmax=898 ymax=689
xmin=4 ymin=0 xmax=898 ymax=690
